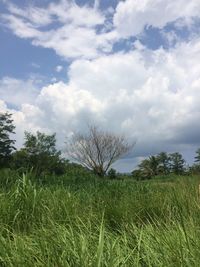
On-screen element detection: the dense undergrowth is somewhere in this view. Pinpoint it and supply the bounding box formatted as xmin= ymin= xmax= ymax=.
xmin=0 ymin=169 xmax=200 ymax=266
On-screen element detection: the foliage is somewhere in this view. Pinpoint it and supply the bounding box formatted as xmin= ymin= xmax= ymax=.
xmin=0 ymin=112 xmax=16 ymax=168
xmin=107 ymin=168 xmax=117 ymax=179
xmin=189 ymin=164 xmax=200 ymax=175
xmin=195 ymin=148 xmax=200 ymax=164
xmin=138 ymin=155 xmax=160 ymax=179
xmin=169 ymin=152 xmax=186 ymax=175
xmin=133 ymin=151 xmax=186 ymax=179
xmin=157 ymin=151 xmax=170 ymax=174
xmin=12 ymin=131 xmax=66 ymax=175
xmin=131 ymin=169 xmax=143 ymax=180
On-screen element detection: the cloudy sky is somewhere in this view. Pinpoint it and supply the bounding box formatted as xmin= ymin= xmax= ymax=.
xmin=0 ymin=0 xmax=200 ymax=171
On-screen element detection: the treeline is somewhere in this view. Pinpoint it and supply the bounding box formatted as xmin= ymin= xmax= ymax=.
xmin=0 ymin=112 xmax=132 ymax=177
xmin=0 ymin=112 xmax=80 ymax=176
xmin=132 ymin=150 xmax=200 ymax=180
xmin=1 ymin=112 xmax=200 ymax=179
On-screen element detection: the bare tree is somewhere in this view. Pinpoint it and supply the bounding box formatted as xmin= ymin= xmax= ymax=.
xmin=66 ymin=125 xmax=133 ymax=176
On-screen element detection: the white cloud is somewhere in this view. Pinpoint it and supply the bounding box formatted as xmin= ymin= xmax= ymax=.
xmin=114 ymin=0 xmax=200 ymax=37
xmin=94 ymin=0 xmax=100 ymax=10
xmin=0 ymin=1 xmax=117 ymax=59
xmin=31 ymin=24 xmax=116 ymax=59
xmin=0 ymin=100 xmax=7 ymax=112
xmin=7 ymin=2 xmax=53 ymax=27
xmin=0 ymin=77 xmax=39 ymax=108
xmin=1 ymin=0 xmax=200 ymax=170
xmin=1 ymin=0 xmax=200 ymax=61
xmin=51 ymin=77 xmax=57 ymax=83
xmin=1 ymin=14 xmax=41 ymax=38
xmin=31 ymin=62 xmax=40 ymax=69
xmin=1 ymin=36 xmax=200 ymax=167
xmin=55 ymin=65 xmax=63 ymax=73
xmin=48 ymin=0 xmax=104 ymax=27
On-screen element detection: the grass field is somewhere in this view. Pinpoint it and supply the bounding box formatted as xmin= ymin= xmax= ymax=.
xmin=0 ymin=170 xmax=200 ymax=266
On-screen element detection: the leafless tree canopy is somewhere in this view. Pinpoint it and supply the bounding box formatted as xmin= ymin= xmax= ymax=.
xmin=67 ymin=125 xmax=133 ymax=176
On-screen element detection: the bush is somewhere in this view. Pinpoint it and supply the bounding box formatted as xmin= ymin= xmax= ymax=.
xmin=108 ymin=168 xmax=117 ymax=179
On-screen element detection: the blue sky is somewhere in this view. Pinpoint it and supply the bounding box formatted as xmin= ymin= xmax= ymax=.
xmin=0 ymin=0 xmax=200 ymax=171
xmin=0 ymin=0 xmax=195 ymax=81
xmin=0 ymin=0 xmax=119 ymax=81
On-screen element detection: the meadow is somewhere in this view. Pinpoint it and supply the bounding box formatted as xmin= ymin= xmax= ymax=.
xmin=0 ymin=169 xmax=200 ymax=266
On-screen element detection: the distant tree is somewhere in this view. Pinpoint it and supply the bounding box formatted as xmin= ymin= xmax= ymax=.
xmin=108 ymin=168 xmax=117 ymax=179
xmin=131 ymin=169 xmax=143 ymax=180
xmin=169 ymin=152 xmax=185 ymax=175
xmin=195 ymin=148 xmax=200 ymax=164
xmin=0 ymin=112 xmax=16 ymax=168
xmin=189 ymin=164 xmax=200 ymax=175
xmin=157 ymin=152 xmax=170 ymax=174
xmin=188 ymin=148 xmax=200 ymax=175
xmin=67 ymin=125 xmax=133 ymax=177
xmin=12 ymin=131 xmax=66 ymax=175
xmin=148 ymin=155 xmax=160 ymax=176
xmin=138 ymin=155 xmax=159 ymax=179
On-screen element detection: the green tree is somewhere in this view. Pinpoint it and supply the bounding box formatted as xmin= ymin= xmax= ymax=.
xmin=138 ymin=156 xmax=159 ymax=179
xmin=12 ymin=131 xmax=66 ymax=175
xmin=138 ymin=159 xmax=152 ymax=179
xmin=149 ymin=155 xmax=160 ymax=176
xmin=0 ymin=112 xmax=16 ymax=168
xmin=108 ymin=168 xmax=117 ymax=179
xmin=189 ymin=164 xmax=200 ymax=175
xmin=169 ymin=152 xmax=185 ymax=175
xmin=194 ymin=148 xmax=200 ymax=164
xmin=131 ymin=169 xmax=143 ymax=180
xmin=135 ymin=153 xmax=171 ymax=179
xmin=157 ymin=152 xmax=170 ymax=174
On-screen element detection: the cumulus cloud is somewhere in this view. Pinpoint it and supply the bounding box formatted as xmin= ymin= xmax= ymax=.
xmin=1 ymin=0 xmax=200 ymax=170
xmin=0 ymin=77 xmax=39 ymax=108
xmin=114 ymin=0 xmax=200 ymax=37
xmin=2 ymin=36 xmax=200 ymax=168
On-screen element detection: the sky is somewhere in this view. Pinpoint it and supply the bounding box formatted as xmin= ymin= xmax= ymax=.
xmin=0 ymin=0 xmax=200 ymax=171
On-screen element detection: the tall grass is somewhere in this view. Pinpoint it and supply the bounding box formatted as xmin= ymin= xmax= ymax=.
xmin=0 ymin=171 xmax=200 ymax=266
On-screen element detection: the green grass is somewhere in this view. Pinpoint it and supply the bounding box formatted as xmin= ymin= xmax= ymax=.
xmin=0 ymin=170 xmax=200 ymax=266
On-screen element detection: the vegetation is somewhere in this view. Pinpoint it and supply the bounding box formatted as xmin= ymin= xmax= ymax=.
xmin=0 ymin=112 xmax=16 ymax=168
xmin=132 ymin=151 xmax=187 ymax=180
xmin=11 ymin=131 xmax=66 ymax=175
xmin=0 ymin=112 xmax=199 ymax=178
xmin=67 ymin=125 xmax=133 ymax=176
xmin=169 ymin=152 xmax=186 ymax=175
xmin=0 ymin=171 xmax=200 ymax=266
xmin=195 ymin=148 xmax=200 ymax=164
xmin=1 ymin=112 xmax=200 ymax=266
xmin=107 ymin=168 xmax=117 ymax=179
